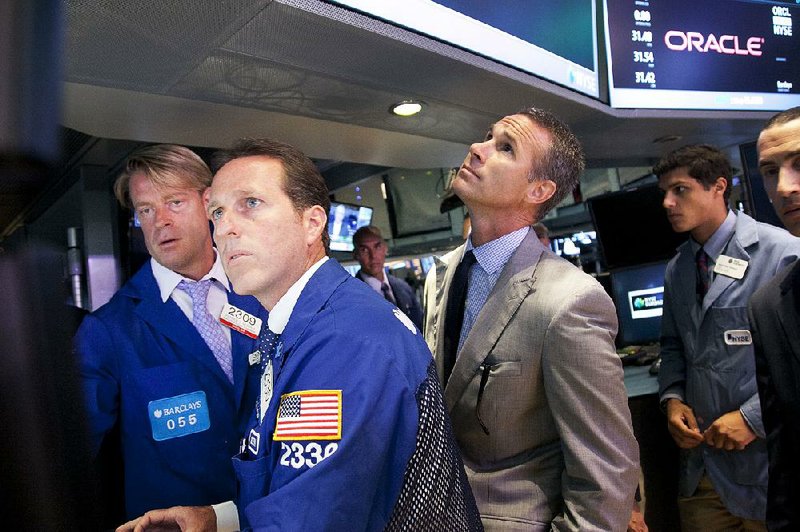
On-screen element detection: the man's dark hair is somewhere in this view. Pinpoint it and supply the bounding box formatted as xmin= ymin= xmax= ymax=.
xmin=764 ymin=106 xmax=800 ymax=130
xmin=212 ymin=138 xmax=331 ymax=252
xmin=517 ymin=107 xmax=586 ymax=218
xmin=652 ymin=144 xmax=733 ymax=202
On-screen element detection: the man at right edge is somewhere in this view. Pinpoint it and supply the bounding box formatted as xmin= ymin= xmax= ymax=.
xmin=749 ymin=106 xmax=800 ymax=530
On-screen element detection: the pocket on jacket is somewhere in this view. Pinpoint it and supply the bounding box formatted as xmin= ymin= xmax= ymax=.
xmin=708 ymin=305 xmax=754 ymax=373
xmin=127 ymin=362 xmax=222 ymax=464
xmin=477 ymin=360 xmax=523 ymax=436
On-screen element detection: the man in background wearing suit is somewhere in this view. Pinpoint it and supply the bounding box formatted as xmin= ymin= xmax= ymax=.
xmin=656 ymin=144 xmax=800 ymax=531
xmin=75 ymin=145 xmax=265 ymax=528
xmin=353 ymin=225 xmax=423 ymax=330
xmin=424 ymin=107 xmax=639 ymax=530
xmin=749 ymin=106 xmax=800 ymax=530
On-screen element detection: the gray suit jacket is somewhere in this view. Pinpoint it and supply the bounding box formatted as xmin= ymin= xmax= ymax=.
xmin=424 ymin=230 xmax=639 ymax=531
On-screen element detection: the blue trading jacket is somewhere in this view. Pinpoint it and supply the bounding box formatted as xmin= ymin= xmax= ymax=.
xmin=234 ymin=259 xmax=481 ymax=531
xmin=75 ymin=261 xmax=265 ymax=519
xmin=356 ymin=269 xmax=424 ymax=330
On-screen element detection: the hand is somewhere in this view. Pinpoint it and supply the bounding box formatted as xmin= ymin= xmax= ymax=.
xmin=665 ymin=399 xmax=703 ymax=449
xmin=627 ymin=502 xmax=648 ymax=532
xmin=116 ymin=506 xmax=216 ymax=532
xmin=703 ymin=410 xmax=757 ymax=451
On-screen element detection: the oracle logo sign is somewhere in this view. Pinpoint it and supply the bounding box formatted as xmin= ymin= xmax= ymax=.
xmin=664 ymin=31 xmax=764 ymax=56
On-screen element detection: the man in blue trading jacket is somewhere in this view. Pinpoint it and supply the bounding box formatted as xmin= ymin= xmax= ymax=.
xmin=655 ymin=144 xmax=800 ymax=531
xmin=75 ymin=145 xmax=265 ymax=526
xmin=119 ymin=138 xmax=481 ymax=532
xmin=353 ymin=225 xmax=424 ymax=329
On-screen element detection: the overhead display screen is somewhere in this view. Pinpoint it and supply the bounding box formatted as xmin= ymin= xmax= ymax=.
xmin=329 ymin=0 xmax=600 ymax=97
xmin=604 ymin=0 xmax=799 ymax=110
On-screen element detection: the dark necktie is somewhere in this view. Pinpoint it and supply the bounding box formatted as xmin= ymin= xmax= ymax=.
xmin=696 ymin=247 xmax=710 ymax=301
xmin=255 ymin=325 xmax=281 ymax=423
xmin=381 ymin=282 xmax=395 ymax=304
xmin=442 ymin=250 xmax=477 ymax=386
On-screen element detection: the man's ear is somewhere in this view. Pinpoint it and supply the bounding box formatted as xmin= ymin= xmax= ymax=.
xmin=526 ymin=179 xmax=557 ymax=206
xmin=303 ymin=205 xmax=328 ymax=246
xmin=714 ymin=176 xmax=727 ymax=196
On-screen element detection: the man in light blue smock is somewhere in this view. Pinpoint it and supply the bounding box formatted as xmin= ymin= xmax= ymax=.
xmin=655 ymin=144 xmax=800 ymax=531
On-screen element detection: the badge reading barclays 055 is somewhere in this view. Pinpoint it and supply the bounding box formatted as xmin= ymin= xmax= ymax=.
xmin=148 ymin=390 xmax=211 ymax=441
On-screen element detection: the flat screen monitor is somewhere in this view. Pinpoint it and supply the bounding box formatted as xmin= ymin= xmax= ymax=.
xmin=604 ymin=0 xmax=800 ymax=110
xmin=330 ymin=0 xmax=600 ymax=97
xmin=588 ymin=185 xmax=684 ymax=270
xmin=551 ymin=230 xmax=596 ymax=257
xmin=611 ymin=261 xmax=668 ymax=347
xmin=328 ymin=201 xmax=374 ymax=252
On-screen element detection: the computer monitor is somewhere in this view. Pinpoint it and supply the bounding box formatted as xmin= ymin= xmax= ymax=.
xmin=588 ymin=185 xmax=684 ymax=270
xmin=611 ymin=261 xmax=668 ymax=347
xmin=329 ymin=0 xmax=600 ymax=97
xmin=551 ymin=230 xmax=596 ymax=257
xmin=328 ymin=201 xmax=374 ymax=252
xmin=604 ymin=0 xmax=800 ymax=111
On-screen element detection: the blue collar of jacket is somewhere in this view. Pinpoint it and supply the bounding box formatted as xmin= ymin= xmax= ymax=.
xmin=278 ymin=258 xmax=350 ymax=355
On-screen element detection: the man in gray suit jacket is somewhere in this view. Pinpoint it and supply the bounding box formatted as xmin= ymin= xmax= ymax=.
xmin=423 ymin=108 xmax=639 ymax=530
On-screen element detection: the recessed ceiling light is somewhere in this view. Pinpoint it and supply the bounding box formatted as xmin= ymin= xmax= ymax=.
xmin=391 ymin=100 xmax=424 ymax=117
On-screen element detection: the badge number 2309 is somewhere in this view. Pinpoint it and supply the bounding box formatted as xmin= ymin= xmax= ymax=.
xmin=279 ymin=441 xmax=338 ymax=469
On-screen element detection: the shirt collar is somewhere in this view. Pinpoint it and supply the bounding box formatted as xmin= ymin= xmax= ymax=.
xmin=692 ymin=209 xmax=736 ymax=260
xmin=152 ymin=249 xmax=230 ymax=303
xmin=466 ymin=226 xmax=530 ymax=275
xmin=359 ymin=270 xmax=386 ymax=291
xmin=268 ymin=256 xmax=329 ymax=334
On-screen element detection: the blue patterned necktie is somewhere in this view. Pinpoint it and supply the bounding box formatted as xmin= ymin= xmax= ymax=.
xmin=256 ymin=325 xmax=281 ymax=423
xmin=178 ymin=279 xmax=233 ymax=383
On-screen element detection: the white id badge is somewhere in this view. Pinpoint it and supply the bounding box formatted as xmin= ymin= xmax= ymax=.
xmin=713 ymin=255 xmax=748 ymax=280
xmin=219 ymin=303 xmax=262 ymax=339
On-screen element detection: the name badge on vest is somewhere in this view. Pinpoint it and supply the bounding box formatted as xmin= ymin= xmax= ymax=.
xmin=724 ymin=329 xmax=752 ymax=346
xmin=148 ymin=391 xmax=211 ymax=441
xmin=713 ymin=255 xmax=748 ymax=280
xmin=219 ymin=302 xmax=262 ymax=339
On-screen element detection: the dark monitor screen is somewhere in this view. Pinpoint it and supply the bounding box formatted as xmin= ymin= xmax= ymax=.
xmin=588 ymin=185 xmax=684 ymax=270
xmin=604 ymin=0 xmax=800 ymax=110
xmin=611 ymin=261 xmax=668 ymax=347
xmin=328 ymin=201 xmax=374 ymax=252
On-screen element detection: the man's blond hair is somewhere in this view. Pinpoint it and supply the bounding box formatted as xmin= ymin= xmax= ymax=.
xmin=114 ymin=144 xmax=212 ymax=208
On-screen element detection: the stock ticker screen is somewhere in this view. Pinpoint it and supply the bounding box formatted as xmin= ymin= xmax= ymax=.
xmin=605 ymin=0 xmax=800 ymax=110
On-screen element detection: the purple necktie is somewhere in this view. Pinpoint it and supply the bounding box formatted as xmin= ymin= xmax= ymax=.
xmin=178 ymin=279 xmax=233 ymax=383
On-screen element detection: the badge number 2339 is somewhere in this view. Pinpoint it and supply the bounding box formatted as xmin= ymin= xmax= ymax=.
xmin=279 ymin=441 xmax=338 ymax=469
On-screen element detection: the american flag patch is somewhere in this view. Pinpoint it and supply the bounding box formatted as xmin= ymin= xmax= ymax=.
xmin=273 ymin=390 xmax=342 ymax=441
